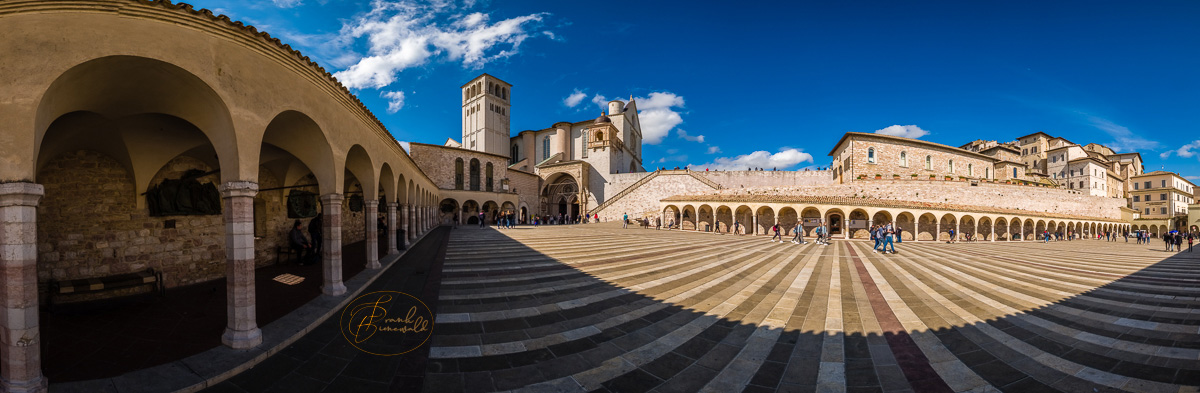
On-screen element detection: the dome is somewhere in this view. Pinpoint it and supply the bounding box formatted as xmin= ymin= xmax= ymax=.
xmin=594 ymin=112 xmax=611 ymax=124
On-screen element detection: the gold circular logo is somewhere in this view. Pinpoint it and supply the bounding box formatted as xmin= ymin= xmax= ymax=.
xmin=339 ymin=291 xmax=434 ymax=356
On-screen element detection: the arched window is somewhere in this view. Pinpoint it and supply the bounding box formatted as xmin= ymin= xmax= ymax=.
xmin=469 ymin=159 xmax=481 ymax=191
xmin=486 ymin=163 xmax=494 ymax=192
xmin=968 ymin=163 xmax=973 ymax=176
xmin=454 ymin=158 xmax=464 ymax=190
xmin=867 ymin=148 xmax=876 ymax=164
xmin=543 ymin=136 xmax=551 ymax=160
xmin=595 ymin=131 xmax=604 ymax=141
xmin=510 ymin=144 xmax=519 ymax=164
xmin=948 ymin=159 xmax=955 ymax=173
xmin=899 ymin=151 xmax=907 ymax=167
xmin=925 ymin=156 xmax=932 ymax=170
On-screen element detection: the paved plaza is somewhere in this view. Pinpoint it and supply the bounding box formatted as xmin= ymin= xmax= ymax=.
xmin=423 ymin=223 xmax=1200 ymax=393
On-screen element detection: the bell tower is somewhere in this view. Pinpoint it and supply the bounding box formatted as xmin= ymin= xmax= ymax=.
xmin=461 ymin=73 xmax=511 ymax=157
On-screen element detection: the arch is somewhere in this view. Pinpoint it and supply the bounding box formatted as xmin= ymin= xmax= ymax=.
xmin=378 ymin=163 xmax=396 ymax=203
xmin=959 ymin=215 xmax=976 ymax=240
xmin=469 ymin=158 xmax=481 ymax=191
xmin=978 ymin=216 xmax=992 ymax=241
xmin=899 ymin=151 xmax=907 ymax=167
xmin=462 ymin=199 xmax=480 ymax=225
xmin=867 ymin=147 xmax=876 ymax=164
xmin=698 ymin=205 xmax=715 ymax=232
xmin=994 ymin=217 xmax=1008 ymax=241
xmin=344 ymin=145 xmax=376 ymax=200
xmin=801 ymin=207 xmax=822 ymax=237
xmin=895 ymin=211 xmax=916 ymax=241
xmin=454 ymin=158 xmax=464 ymax=190
xmin=261 ymin=111 xmax=337 ymax=194
xmin=925 ymin=155 xmax=932 ymax=170
xmin=778 ymin=207 xmax=799 ymax=236
xmin=682 ymin=205 xmax=697 ymax=230
xmin=440 ymin=198 xmax=460 ymax=223
xmin=939 ymin=213 xmax=958 ymax=242
xmin=34 ymin=56 xmax=240 ymax=184
xmin=735 ymin=205 xmax=754 ymax=235
xmin=848 ymin=208 xmax=869 ymax=239
xmin=948 ymin=159 xmax=955 ymax=174
xmin=1035 ymin=220 xmax=1046 ymax=240
xmin=663 ymin=205 xmax=681 ymax=229
xmin=756 ymin=206 xmax=776 ymax=236
xmin=715 ymin=205 xmax=734 ymax=233
xmin=1010 ymin=218 xmax=1022 ymax=240
xmin=917 ymin=213 xmax=937 ymax=241
xmin=1022 ymin=219 xmax=1035 ymax=240
xmin=825 ymin=208 xmax=846 ymax=238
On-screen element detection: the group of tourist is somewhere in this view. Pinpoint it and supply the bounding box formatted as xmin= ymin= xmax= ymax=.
xmin=1159 ymin=231 xmax=1194 ymax=252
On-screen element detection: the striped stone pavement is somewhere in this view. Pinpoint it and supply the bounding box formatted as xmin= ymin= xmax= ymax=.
xmin=422 ymin=223 xmax=1200 ymax=393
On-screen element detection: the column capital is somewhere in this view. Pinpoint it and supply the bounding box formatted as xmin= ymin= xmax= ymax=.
xmin=0 ymin=182 xmax=44 ymax=207
xmin=320 ymin=193 xmax=344 ymax=203
xmin=364 ymin=199 xmax=379 ymax=208
xmin=387 ymin=202 xmax=398 ymax=208
xmin=219 ymin=181 xmax=259 ymax=198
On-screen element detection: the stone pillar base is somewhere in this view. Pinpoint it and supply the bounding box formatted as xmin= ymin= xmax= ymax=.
xmin=221 ymin=327 xmax=263 ymax=349
xmin=0 ymin=182 xmax=47 ymax=393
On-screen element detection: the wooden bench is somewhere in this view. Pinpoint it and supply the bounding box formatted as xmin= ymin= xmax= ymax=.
xmin=48 ymin=268 xmax=163 ymax=309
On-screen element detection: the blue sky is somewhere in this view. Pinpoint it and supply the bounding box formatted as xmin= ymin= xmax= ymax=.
xmin=203 ymin=0 xmax=1200 ymax=176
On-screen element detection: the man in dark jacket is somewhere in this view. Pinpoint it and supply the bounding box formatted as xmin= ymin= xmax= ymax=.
xmin=309 ymin=213 xmax=324 ymax=257
xmin=289 ymin=220 xmax=312 ymax=265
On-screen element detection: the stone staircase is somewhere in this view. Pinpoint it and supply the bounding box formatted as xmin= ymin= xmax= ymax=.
xmin=590 ymin=170 xmax=720 ymax=216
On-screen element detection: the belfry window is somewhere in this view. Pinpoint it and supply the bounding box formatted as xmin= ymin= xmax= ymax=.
xmin=867 ymin=148 xmax=876 ymax=164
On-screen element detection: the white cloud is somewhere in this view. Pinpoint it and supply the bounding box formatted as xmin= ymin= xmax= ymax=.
xmin=1161 ymin=140 xmax=1200 ymax=159
xmin=873 ymin=125 xmax=929 ymax=139
xmin=1088 ymin=116 xmax=1158 ymax=152
xmin=563 ymin=89 xmax=586 ymax=108
xmin=677 ymin=129 xmax=704 ymax=143
xmin=692 ymin=148 xmax=813 ymax=171
xmin=273 ymin=0 xmax=303 ymax=8
xmin=590 ymin=94 xmax=609 ymax=108
xmin=586 ymin=91 xmax=687 ymax=145
xmin=381 ymin=91 xmax=406 ymax=113
xmin=1186 ymin=175 xmax=1200 ymax=181
xmin=655 ymin=155 xmax=687 ymax=163
xmin=706 ymin=146 xmax=721 ymax=154
xmin=332 ymin=1 xmax=549 ymax=90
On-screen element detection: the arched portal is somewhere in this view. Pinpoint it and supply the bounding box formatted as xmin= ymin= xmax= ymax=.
xmin=848 ymin=209 xmax=869 ymax=239
xmin=715 ymin=206 xmax=734 ymax=233
xmin=778 ymin=207 xmax=799 ymax=236
xmin=682 ymin=205 xmax=697 ymax=230
xmin=895 ymin=212 xmax=915 ymax=241
xmin=917 ymin=213 xmax=937 ymax=241
xmin=757 ymin=206 xmax=776 ymax=236
xmin=939 ymin=214 xmax=958 ymax=242
xmin=801 ymin=207 xmax=822 ymax=237
xmin=698 ymin=205 xmax=715 ymax=232
xmin=994 ymin=218 xmax=1008 ymax=241
xmin=978 ymin=217 xmax=992 ymax=241
xmin=541 ymin=174 xmax=580 ymax=218
xmin=825 ymin=208 xmax=846 ymax=238
xmin=735 ymin=206 xmax=754 ymax=234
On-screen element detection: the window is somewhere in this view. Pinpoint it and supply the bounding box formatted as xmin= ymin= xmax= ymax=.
xmin=469 ymin=159 xmax=481 ymax=191
xmin=1013 ymin=168 xmax=1018 ymax=178
xmin=925 ymin=156 xmax=932 ymax=170
xmin=510 ymin=145 xmax=519 ymax=165
xmin=899 ymin=151 xmax=908 ymax=167
xmin=542 ymin=136 xmax=551 ymax=160
xmin=1079 ymin=181 xmax=1084 ymax=188
xmin=1161 ymin=207 xmax=1167 ymax=214
xmin=1023 ymin=148 xmax=1028 ymax=155
xmin=867 ymin=148 xmax=876 ymax=164
xmin=454 ymin=159 xmax=464 ymax=190
xmin=1033 ymin=147 xmax=1038 ymax=153
xmin=985 ymin=167 xmax=990 ymax=179
xmin=968 ymin=163 xmax=973 ymax=176
xmin=1162 ymin=180 xmax=1166 ymax=187
xmin=1134 ymin=183 xmax=1138 ymax=190
xmin=1161 ymin=193 xmax=1167 ymax=201
xmin=485 ymin=163 xmax=494 ymax=192
xmin=948 ymin=160 xmax=954 ymax=173
xmin=1133 ymin=195 xmax=1139 ymax=202
xmin=1145 ymin=208 xmax=1150 ymax=215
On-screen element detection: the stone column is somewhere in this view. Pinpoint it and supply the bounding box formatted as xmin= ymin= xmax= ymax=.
xmin=321 ymin=194 xmax=346 ymax=296
xmin=935 ymin=222 xmax=940 ymax=242
xmin=406 ymin=204 xmax=415 ymax=243
xmin=399 ymin=204 xmax=409 ymax=248
xmin=0 ymin=183 xmax=47 ymax=393
xmin=752 ymin=215 xmax=758 ymax=236
xmin=219 ymin=181 xmax=263 ymax=350
xmin=364 ymin=200 xmax=380 ymax=270
xmin=386 ymin=202 xmax=398 ymax=255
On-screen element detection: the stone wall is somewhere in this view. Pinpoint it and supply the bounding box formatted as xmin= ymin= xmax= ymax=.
xmin=697 ymin=170 xmax=834 ymax=188
xmin=410 ymin=143 xmax=510 ymax=192
xmin=691 ymin=179 xmax=1125 ymax=219
xmin=596 ymin=173 xmax=719 ymax=221
xmin=833 ymin=134 xmax=996 ymax=182
xmin=509 ymin=170 xmax=541 ymax=220
xmin=37 ymin=151 xmax=226 ymax=298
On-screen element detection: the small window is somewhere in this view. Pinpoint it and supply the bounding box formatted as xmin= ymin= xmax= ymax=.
xmin=1161 ymin=193 xmax=1167 ymax=201
xmin=968 ymin=163 xmax=973 ymax=176
xmin=1134 ymin=195 xmax=1139 ymax=202
xmin=925 ymin=156 xmax=932 ymax=170
xmin=1161 ymin=180 xmax=1166 ymax=187
xmin=543 ymin=136 xmax=551 ymax=160
xmin=1013 ymin=168 xmax=1018 ymax=178
xmin=899 ymin=151 xmax=907 ymax=167
xmin=867 ymin=148 xmax=876 ymax=164
xmin=948 ymin=159 xmax=954 ymax=173
xmin=1161 ymin=207 xmax=1167 ymax=214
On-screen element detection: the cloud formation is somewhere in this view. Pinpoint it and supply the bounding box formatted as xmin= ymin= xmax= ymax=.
xmin=706 ymin=146 xmax=721 ymax=154
xmin=332 ymin=1 xmax=548 ymax=90
xmin=589 ymin=91 xmax=686 ymax=145
xmin=563 ymin=89 xmax=586 ymax=107
xmin=1088 ymin=116 xmax=1158 ymax=153
xmin=1161 ymin=140 xmax=1200 ymax=159
xmin=272 ymin=0 xmax=303 ymax=8
xmin=693 ymin=148 xmax=814 ymax=171
xmin=677 ymin=129 xmax=704 ymax=143
xmin=381 ymin=91 xmax=406 ymax=113
xmin=873 ymin=125 xmax=929 ymax=139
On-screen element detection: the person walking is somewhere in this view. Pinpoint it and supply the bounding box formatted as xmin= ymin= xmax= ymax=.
xmin=791 ymin=222 xmax=805 ymax=244
xmin=1175 ymin=232 xmax=1183 ymax=252
xmin=1188 ymin=233 xmax=1194 ymax=252
xmin=872 ymin=225 xmax=881 ymax=252
xmin=882 ymin=224 xmax=897 ymax=254
xmin=771 ymin=223 xmax=782 ymax=242
xmin=622 ymin=213 xmax=629 ymax=229
xmin=947 ymin=228 xmax=955 ymax=244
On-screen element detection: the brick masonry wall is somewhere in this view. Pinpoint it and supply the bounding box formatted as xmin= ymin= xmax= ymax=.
xmin=697 ymin=171 xmax=834 ymax=188
xmin=411 ymin=143 xmax=510 ymax=192
xmin=509 ymin=170 xmax=540 ymax=219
